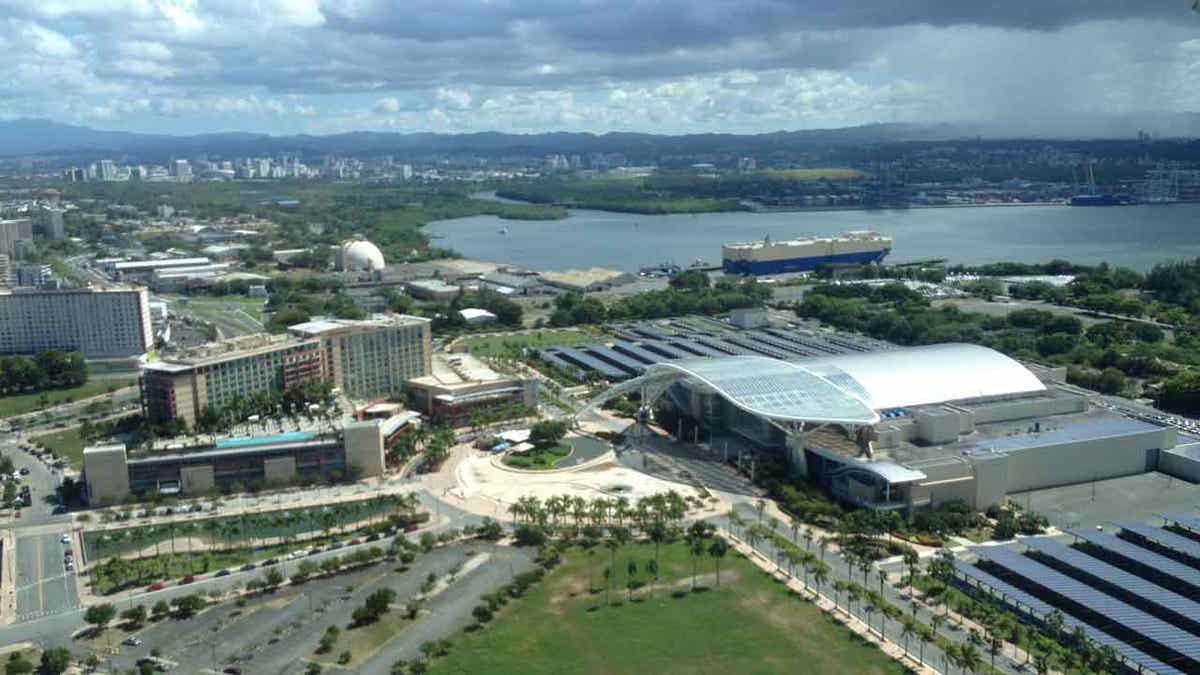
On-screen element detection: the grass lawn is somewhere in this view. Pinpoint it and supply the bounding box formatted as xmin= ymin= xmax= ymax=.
xmin=313 ymin=610 xmax=412 ymax=668
xmin=31 ymin=427 xmax=85 ymax=468
xmin=0 ymin=377 xmax=135 ymax=419
xmin=458 ymin=328 xmax=601 ymax=358
xmin=429 ymin=542 xmax=906 ymax=675
xmin=501 ymin=443 xmax=572 ymax=470
xmin=762 ymin=168 xmax=864 ymax=181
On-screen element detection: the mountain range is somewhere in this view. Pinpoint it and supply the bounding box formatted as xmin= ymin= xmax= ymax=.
xmin=2 ymin=113 xmax=1199 ymax=160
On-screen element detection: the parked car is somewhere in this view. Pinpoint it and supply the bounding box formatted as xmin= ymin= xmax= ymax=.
xmin=148 ymin=582 xmax=165 ymax=591
xmin=122 ymin=637 xmax=143 ymax=647
xmin=349 ymin=538 xmax=361 ymax=546
xmin=59 ymin=533 xmax=70 ymax=544
xmin=18 ymin=467 xmax=29 ymax=475
xmin=180 ymin=575 xmax=194 ymax=585
xmin=263 ymin=558 xmax=279 ymax=566
xmin=239 ymin=563 xmax=256 ymax=572
xmin=214 ymin=569 xmax=230 ymax=577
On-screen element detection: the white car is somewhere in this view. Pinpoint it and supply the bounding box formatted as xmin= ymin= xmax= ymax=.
xmin=59 ymin=534 xmax=71 ymax=544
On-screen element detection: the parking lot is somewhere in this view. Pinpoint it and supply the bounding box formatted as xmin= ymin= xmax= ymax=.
xmin=105 ymin=543 xmax=534 ymax=674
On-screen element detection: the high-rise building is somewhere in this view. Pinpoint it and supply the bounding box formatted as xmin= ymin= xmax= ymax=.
xmin=289 ymin=315 xmax=431 ymax=401
xmin=99 ymin=159 xmax=117 ymax=181
xmin=172 ymin=159 xmax=191 ymax=179
xmin=37 ymin=206 xmax=65 ymax=240
xmin=0 ymin=219 xmax=33 ymax=258
xmin=141 ymin=314 xmax=431 ymax=427
xmin=0 ymin=286 xmax=153 ymax=359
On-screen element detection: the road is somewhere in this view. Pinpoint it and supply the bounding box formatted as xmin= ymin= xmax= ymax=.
xmin=14 ymin=531 xmax=78 ymax=622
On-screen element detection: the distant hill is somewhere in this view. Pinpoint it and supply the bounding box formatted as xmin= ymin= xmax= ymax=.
xmin=1 ymin=114 xmax=1197 ymax=160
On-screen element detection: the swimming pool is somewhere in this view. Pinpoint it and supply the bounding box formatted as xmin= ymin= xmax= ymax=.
xmin=215 ymin=430 xmax=316 ymax=448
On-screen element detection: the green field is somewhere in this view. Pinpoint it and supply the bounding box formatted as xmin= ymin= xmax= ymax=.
xmin=457 ymin=329 xmax=602 ymax=358
xmin=0 ymin=377 xmax=135 ymax=419
xmin=169 ymin=295 xmax=267 ymax=336
xmin=30 ymin=427 xmax=86 ymax=467
xmin=429 ymin=542 xmax=905 ymax=675
xmin=762 ymin=168 xmax=863 ymax=181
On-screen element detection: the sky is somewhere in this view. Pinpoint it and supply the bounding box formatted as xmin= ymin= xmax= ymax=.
xmin=0 ymin=1 xmax=1197 ymax=136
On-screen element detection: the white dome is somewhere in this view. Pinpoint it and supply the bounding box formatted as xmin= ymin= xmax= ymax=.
xmin=339 ymin=239 xmax=385 ymax=272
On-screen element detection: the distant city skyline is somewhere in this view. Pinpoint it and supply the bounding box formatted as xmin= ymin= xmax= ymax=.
xmin=0 ymin=2 xmax=1196 ymax=137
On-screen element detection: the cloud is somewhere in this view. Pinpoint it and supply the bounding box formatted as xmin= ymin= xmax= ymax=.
xmin=374 ymin=96 xmax=401 ymax=113
xmin=0 ymin=1 xmax=1196 ymax=135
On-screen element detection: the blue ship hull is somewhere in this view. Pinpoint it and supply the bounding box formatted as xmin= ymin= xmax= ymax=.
xmin=722 ymin=249 xmax=890 ymax=275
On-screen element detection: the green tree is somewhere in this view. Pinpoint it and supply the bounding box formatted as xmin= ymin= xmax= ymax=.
xmin=84 ymin=603 xmax=117 ymax=632
xmin=708 ymin=537 xmax=729 ymax=586
xmin=38 ymin=648 xmax=71 ymax=675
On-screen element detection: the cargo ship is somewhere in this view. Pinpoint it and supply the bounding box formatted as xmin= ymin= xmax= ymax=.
xmin=722 ymin=230 xmax=892 ymax=275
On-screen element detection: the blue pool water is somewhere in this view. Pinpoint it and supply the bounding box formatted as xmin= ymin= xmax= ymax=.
xmin=216 ymin=430 xmax=316 ymax=448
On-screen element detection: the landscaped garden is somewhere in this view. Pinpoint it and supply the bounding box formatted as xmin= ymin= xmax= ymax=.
xmin=501 ymin=442 xmax=571 ymax=470
xmin=82 ymin=493 xmax=426 ymax=593
xmin=426 ymin=540 xmax=906 ymax=675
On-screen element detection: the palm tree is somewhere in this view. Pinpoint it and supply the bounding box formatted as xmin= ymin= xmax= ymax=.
xmin=945 ymin=643 xmax=959 ymax=675
xmin=687 ymin=523 xmax=709 ymax=590
xmin=876 ymin=568 xmax=887 ymax=597
xmin=647 ymin=522 xmax=667 ymax=586
xmin=1032 ymin=649 xmax=1051 ymax=675
xmin=917 ymin=627 xmax=931 ymax=667
xmin=603 ymin=535 xmax=621 ymax=606
xmin=958 ymin=643 xmax=982 ymax=675
xmin=902 ymin=548 xmax=919 ymax=597
xmin=811 ymin=562 xmax=828 ymax=604
xmin=803 ymin=529 xmax=813 ymax=552
xmin=988 ymin=634 xmax=1003 ymax=672
xmin=625 ymin=559 xmax=638 ymax=601
xmin=862 ymin=604 xmax=876 ymax=636
xmin=900 ymin=618 xmax=915 ymax=659
xmin=708 ymin=537 xmax=729 ymax=586
xmin=931 ymin=613 xmax=945 ymax=641
xmin=754 ymin=499 xmax=765 ymax=524
xmin=832 ymin=580 xmax=846 ymax=613
xmin=847 ymin=585 xmax=861 ymax=619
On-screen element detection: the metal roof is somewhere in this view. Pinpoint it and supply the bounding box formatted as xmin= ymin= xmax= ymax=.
xmin=800 ymin=343 xmax=1046 ymax=410
xmin=642 ymin=356 xmax=879 ymax=425
xmin=976 ymin=418 xmax=1165 ymax=453
xmin=1115 ymin=521 xmax=1200 ymax=562
xmin=953 ymin=560 xmax=1183 ymax=675
xmin=1066 ymin=528 xmax=1200 ymax=593
xmin=971 ymin=546 xmax=1200 ymax=667
xmin=1022 ymin=537 xmax=1200 ymax=625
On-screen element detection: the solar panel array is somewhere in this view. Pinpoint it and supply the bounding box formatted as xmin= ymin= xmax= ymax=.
xmin=1066 ymin=528 xmax=1200 ymax=594
xmin=538 ymin=318 xmax=883 ymax=382
xmin=1115 ymin=521 xmax=1200 ymax=562
xmin=952 ymin=559 xmax=1184 ymax=675
xmin=971 ymin=545 xmax=1200 ymax=668
xmin=1022 ymin=537 xmax=1200 ymax=627
xmin=1160 ymin=512 xmax=1200 ymax=534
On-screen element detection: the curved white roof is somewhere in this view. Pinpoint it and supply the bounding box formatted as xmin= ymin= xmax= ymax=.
xmin=642 ymin=356 xmax=879 ymax=425
xmin=339 ymin=238 xmax=385 ymax=271
xmin=799 ymin=343 xmax=1045 ymax=410
xmin=581 ymin=343 xmax=1044 ymax=428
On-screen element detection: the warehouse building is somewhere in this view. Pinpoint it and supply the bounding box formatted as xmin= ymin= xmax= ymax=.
xmin=0 ymin=286 xmax=153 ymax=358
xmin=584 ymin=343 xmax=1183 ymax=511
xmin=82 ymin=418 xmax=393 ymax=503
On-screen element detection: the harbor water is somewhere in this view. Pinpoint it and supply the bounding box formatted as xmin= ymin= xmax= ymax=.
xmin=425 ymin=202 xmax=1200 ymax=273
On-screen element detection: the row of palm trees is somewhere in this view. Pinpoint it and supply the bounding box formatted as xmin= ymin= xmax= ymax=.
xmin=508 ymin=491 xmax=689 ymax=531
xmin=732 ymin=509 xmax=998 ymax=675
xmin=924 ymin=549 xmax=1122 ymax=674
xmin=90 ymin=491 xmax=420 ymax=562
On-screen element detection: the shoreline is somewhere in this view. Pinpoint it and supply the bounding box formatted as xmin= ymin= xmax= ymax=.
xmin=475 ymin=190 xmax=1192 ymax=217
